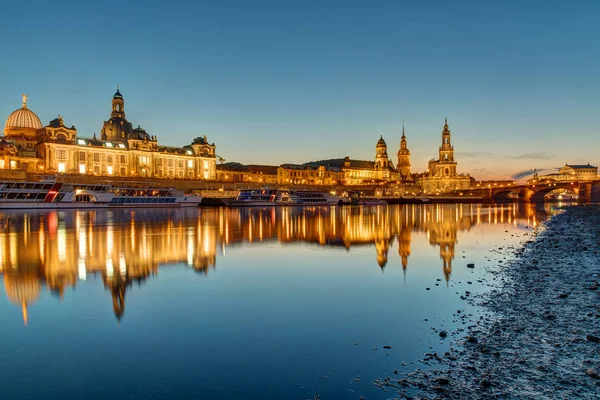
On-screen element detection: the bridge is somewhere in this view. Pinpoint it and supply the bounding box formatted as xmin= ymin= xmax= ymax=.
xmin=466 ymin=180 xmax=600 ymax=203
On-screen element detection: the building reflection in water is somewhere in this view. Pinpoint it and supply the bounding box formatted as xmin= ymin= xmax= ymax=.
xmin=0 ymin=203 xmax=552 ymax=324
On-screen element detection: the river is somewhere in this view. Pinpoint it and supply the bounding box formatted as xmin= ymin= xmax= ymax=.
xmin=0 ymin=203 xmax=562 ymax=399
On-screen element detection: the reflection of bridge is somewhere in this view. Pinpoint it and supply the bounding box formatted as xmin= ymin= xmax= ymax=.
xmin=469 ymin=180 xmax=600 ymax=202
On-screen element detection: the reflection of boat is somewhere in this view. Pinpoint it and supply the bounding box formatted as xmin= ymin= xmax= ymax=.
xmin=546 ymin=192 xmax=578 ymax=202
xmin=0 ymin=181 xmax=202 ymax=209
xmin=223 ymin=188 xmax=338 ymax=206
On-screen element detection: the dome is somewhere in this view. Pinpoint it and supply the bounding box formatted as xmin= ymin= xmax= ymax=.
xmin=4 ymin=95 xmax=43 ymax=136
xmin=5 ymin=107 xmax=43 ymax=132
xmin=113 ymin=88 xmax=123 ymax=99
xmin=377 ymin=135 xmax=387 ymax=146
xmin=129 ymin=125 xmax=151 ymax=141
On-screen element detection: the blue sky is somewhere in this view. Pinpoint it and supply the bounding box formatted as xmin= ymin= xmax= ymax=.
xmin=0 ymin=0 xmax=598 ymax=179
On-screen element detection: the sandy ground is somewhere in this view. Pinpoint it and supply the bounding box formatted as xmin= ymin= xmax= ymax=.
xmin=375 ymin=205 xmax=600 ymax=399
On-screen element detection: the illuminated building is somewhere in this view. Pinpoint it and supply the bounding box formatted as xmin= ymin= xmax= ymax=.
xmin=535 ymin=163 xmax=598 ymax=183
xmin=217 ymin=163 xmax=279 ymax=184
xmin=285 ymin=136 xmax=400 ymax=185
xmin=417 ymin=119 xmax=472 ymax=194
xmin=277 ymin=163 xmax=343 ymax=185
xmin=1 ymin=90 xmax=217 ymax=180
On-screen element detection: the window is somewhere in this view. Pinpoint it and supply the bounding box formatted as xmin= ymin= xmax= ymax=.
xmin=139 ymin=156 xmax=150 ymax=165
xmin=157 ymin=158 xmax=163 ymax=167
xmin=168 ymin=159 xmax=174 ymax=167
xmin=203 ymin=171 xmax=209 ymax=179
xmin=178 ymin=160 xmax=184 ymax=168
xmin=120 ymin=167 xmax=126 ymax=176
xmin=203 ymin=160 xmax=209 ymax=169
xmin=107 ymin=155 xmax=113 ymax=164
xmin=187 ymin=160 xmax=194 ymax=168
xmin=120 ymin=155 xmax=126 ymax=164
xmin=93 ymin=153 xmax=100 ymax=162
xmin=57 ymin=149 xmax=67 ymax=160
xmin=79 ymin=152 xmax=86 ymax=161
xmin=0 ymin=160 xmax=4 ymax=169
xmin=79 ymin=164 xmax=86 ymax=174
xmin=178 ymin=170 xmax=184 ymax=178
xmin=107 ymin=166 xmax=113 ymax=175
xmin=57 ymin=163 xmax=66 ymax=173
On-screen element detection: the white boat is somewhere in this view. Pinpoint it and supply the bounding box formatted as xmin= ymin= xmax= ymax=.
xmin=289 ymin=190 xmax=339 ymax=205
xmin=223 ymin=188 xmax=339 ymax=207
xmin=222 ymin=189 xmax=293 ymax=207
xmin=0 ymin=181 xmax=202 ymax=209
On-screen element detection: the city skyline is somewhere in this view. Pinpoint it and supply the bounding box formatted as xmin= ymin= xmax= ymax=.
xmin=1 ymin=1 xmax=599 ymax=180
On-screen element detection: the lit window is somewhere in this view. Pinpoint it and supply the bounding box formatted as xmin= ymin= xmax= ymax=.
xmin=79 ymin=164 xmax=86 ymax=174
xmin=78 ymin=139 xmax=86 ymax=145
xmin=187 ymin=160 xmax=194 ymax=168
xmin=57 ymin=163 xmax=66 ymax=173
xmin=0 ymin=160 xmax=4 ymax=169
xmin=105 ymin=142 xmax=113 ymax=148
xmin=186 ymin=150 xmax=192 ymax=155
xmin=203 ymin=161 xmax=209 ymax=169
xmin=107 ymin=166 xmax=113 ymax=175
xmin=57 ymin=149 xmax=67 ymax=160
xmin=203 ymin=171 xmax=209 ymax=179
xmin=10 ymin=160 xmax=17 ymax=170
xmin=118 ymin=144 xmax=126 ymax=149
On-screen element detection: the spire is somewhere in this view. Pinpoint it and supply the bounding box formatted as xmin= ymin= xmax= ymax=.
xmin=402 ymin=121 xmax=405 ymax=139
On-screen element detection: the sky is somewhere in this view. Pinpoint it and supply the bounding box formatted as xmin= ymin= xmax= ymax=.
xmin=0 ymin=0 xmax=598 ymax=180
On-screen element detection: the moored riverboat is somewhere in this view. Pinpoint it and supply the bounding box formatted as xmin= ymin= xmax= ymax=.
xmin=223 ymin=188 xmax=338 ymax=207
xmin=0 ymin=181 xmax=202 ymax=209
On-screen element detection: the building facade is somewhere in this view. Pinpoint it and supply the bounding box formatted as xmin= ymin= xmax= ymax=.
xmin=417 ymin=119 xmax=471 ymax=194
xmin=217 ymin=163 xmax=278 ymax=184
xmin=1 ymin=91 xmax=217 ymax=180
xmin=536 ymin=163 xmax=598 ymax=183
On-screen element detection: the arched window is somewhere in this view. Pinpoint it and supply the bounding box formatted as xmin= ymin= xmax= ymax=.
xmin=445 ymin=168 xmax=449 ymax=175
xmin=56 ymin=133 xmax=67 ymax=144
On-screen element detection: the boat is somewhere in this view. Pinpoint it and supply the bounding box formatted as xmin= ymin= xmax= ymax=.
xmin=0 ymin=181 xmax=202 ymax=209
xmin=222 ymin=189 xmax=293 ymax=206
xmin=289 ymin=190 xmax=340 ymax=205
xmin=222 ymin=188 xmax=338 ymax=207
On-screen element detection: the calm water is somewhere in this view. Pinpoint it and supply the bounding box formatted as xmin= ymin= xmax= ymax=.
xmin=0 ymin=203 xmax=557 ymax=399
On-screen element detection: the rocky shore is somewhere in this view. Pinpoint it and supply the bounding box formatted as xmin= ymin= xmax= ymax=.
xmin=377 ymin=205 xmax=600 ymax=399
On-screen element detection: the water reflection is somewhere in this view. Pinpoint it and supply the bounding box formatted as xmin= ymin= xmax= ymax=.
xmin=0 ymin=203 xmax=555 ymax=325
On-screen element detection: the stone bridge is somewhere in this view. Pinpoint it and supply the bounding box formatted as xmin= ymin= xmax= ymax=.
xmin=483 ymin=180 xmax=600 ymax=203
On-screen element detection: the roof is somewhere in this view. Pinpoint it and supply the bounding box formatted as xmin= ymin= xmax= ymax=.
xmin=217 ymin=162 xmax=278 ymax=175
xmin=303 ymin=158 xmax=375 ymax=169
xmin=280 ymin=163 xmax=341 ymax=172
xmin=565 ymin=164 xmax=597 ymax=169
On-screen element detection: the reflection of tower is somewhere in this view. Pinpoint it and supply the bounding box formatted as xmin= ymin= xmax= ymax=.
xmin=397 ymin=224 xmax=412 ymax=282
xmin=427 ymin=220 xmax=457 ymax=282
xmin=375 ymin=237 xmax=390 ymax=271
xmin=397 ymin=122 xmax=411 ymax=179
xmin=103 ymin=275 xmax=127 ymax=321
xmin=3 ymin=272 xmax=41 ymax=326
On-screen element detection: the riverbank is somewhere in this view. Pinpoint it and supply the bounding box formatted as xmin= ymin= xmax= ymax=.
xmin=378 ymin=205 xmax=600 ymax=399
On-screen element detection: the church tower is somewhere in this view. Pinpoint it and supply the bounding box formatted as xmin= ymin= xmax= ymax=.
xmin=100 ymin=87 xmax=133 ymax=142
xmin=375 ymin=136 xmax=390 ymax=169
xmin=439 ymin=118 xmax=454 ymax=163
xmin=396 ymin=122 xmax=411 ymax=179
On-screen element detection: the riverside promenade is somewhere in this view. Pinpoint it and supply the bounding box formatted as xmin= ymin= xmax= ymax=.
xmin=378 ymin=205 xmax=600 ymax=399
